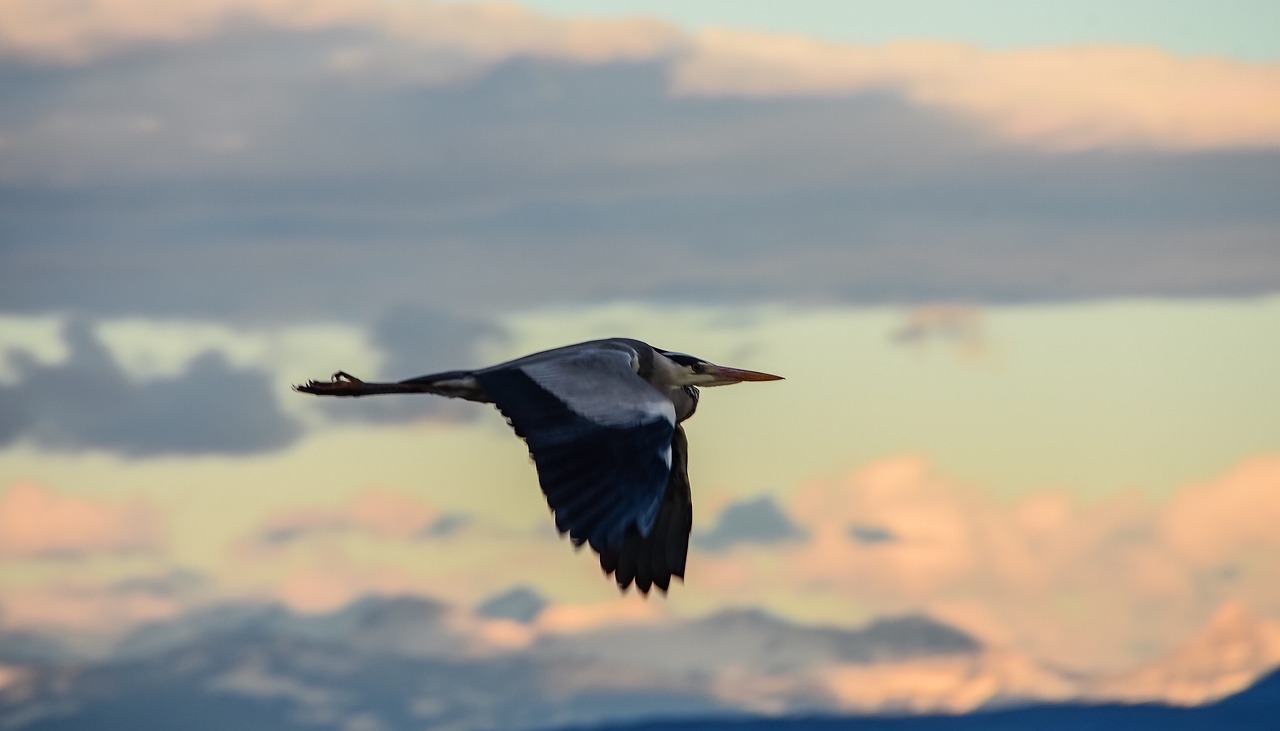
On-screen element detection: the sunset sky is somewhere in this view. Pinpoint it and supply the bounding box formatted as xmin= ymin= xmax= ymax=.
xmin=2 ymin=0 xmax=1279 ymax=680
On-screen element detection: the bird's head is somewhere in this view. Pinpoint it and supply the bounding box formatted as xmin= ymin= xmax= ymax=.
xmin=659 ymin=351 xmax=784 ymax=387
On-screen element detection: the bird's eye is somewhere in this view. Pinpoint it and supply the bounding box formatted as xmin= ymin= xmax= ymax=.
xmin=691 ymin=363 xmax=706 ymax=374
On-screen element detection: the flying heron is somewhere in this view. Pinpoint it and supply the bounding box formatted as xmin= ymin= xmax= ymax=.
xmin=295 ymin=338 xmax=782 ymax=594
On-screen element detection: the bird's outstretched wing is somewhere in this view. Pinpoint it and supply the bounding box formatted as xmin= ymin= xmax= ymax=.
xmin=599 ymin=424 xmax=692 ymax=593
xmin=474 ymin=347 xmax=676 ymax=566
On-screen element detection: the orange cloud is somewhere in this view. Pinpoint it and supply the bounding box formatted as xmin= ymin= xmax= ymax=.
xmin=0 ymin=0 xmax=682 ymax=66
xmin=815 ymin=649 xmax=1078 ymax=714
xmin=1096 ymin=601 xmax=1280 ymax=705
xmin=346 ymin=489 xmax=441 ymax=539
xmin=779 ymin=456 xmax=1202 ymax=607
xmin=267 ymin=564 xmax=660 ymax=654
xmin=274 ymin=565 xmax=418 ymax=614
xmin=787 ymin=457 xmax=985 ymax=595
xmin=1160 ymin=456 xmax=1280 ymax=570
xmin=256 ymin=488 xmax=442 ymax=545
xmin=535 ymin=596 xmax=666 ymax=634
xmin=0 ymin=482 xmax=160 ymax=558
xmin=687 ymin=454 xmax=1280 ymax=670
xmin=672 ymin=30 xmax=1280 ymax=150
xmin=0 ymin=582 xmax=181 ymax=632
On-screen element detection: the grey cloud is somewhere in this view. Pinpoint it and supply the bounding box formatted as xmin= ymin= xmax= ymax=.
xmin=695 ymin=496 xmax=807 ymax=553
xmin=0 ymin=629 xmax=80 ymax=664
xmin=1 ymin=26 xmax=1278 ymax=323
xmin=475 ymin=586 xmax=547 ymax=624
xmin=373 ymin=305 xmax=506 ymax=377
xmin=417 ymin=513 xmax=469 ymax=539
xmin=252 ymin=508 xmax=465 ymax=547
xmin=0 ymin=320 xmax=301 ymax=456
xmin=849 ymin=524 xmax=898 ymax=545
xmin=255 ymin=519 xmax=352 ymax=547
xmin=105 ymin=569 xmax=209 ymax=599
xmin=258 ymin=523 xmax=334 ymax=547
xmin=313 ymin=306 xmax=505 ymax=425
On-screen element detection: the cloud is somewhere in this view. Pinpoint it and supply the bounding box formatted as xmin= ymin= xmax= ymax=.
xmin=85 ymin=311 xmax=504 ymax=428
xmin=0 ymin=0 xmax=683 ymax=67
xmin=372 ymin=305 xmax=507 ymax=378
xmin=783 ymin=458 xmax=988 ymax=595
xmin=686 ymin=455 xmax=1280 ymax=670
xmin=5 ymin=2 xmax=1278 ymax=152
xmin=421 ymin=513 xmax=470 ymax=538
xmin=891 ymin=304 xmax=986 ymax=359
xmin=848 ymin=524 xmax=897 ymax=545
xmin=0 ymin=581 xmax=185 ymax=632
xmin=534 ymin=596 xmax=666 ymax=634
xmin=0 ymin=482 xmax=161 ymax=558
xmin=1097 ymin=600 xmax=1280 ymax=706
xmin=254 ymin=489 xmax=453 ymax=546
xmin=313 ymin=306 xmax=506 ymax=425
xmin=106 ymin=569 xmax=209 ymax=598
xmin=0 ymin=1 xmax=1277 ymax=321
xmin=0 ymin=320 xmax=302 ymax=456
xmin=672 ymin=30 xmax=1280 ymax=150
xmin=207 ymin=659 xmax=337 ymax=713
xmin=476 ymin=586 xmax=547 ymax=624
xmin=695 ymin=496 xmax=807 ymax=552
xmin=813 ymin=648 xmax=1078 ymax=714
xmin=1160 ymin=456 xmax=1280 ymax=570
xmin=273 ymin=566 xmax=420 ymax=614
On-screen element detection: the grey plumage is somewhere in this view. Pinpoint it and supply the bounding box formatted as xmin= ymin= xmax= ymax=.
xmin=295 ymin=337 xmax=781 ymax=594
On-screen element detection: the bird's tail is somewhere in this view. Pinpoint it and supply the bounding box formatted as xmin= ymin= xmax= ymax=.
xmin=294 ymin=370 xmax=487 ymax=401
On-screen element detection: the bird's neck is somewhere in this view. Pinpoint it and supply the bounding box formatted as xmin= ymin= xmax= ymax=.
xmin=670 ymin=386 xmax=700 ymax=422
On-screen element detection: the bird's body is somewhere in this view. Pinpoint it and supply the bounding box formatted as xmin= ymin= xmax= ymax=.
xmin=295 ymin=338 xmax=781 ymax=594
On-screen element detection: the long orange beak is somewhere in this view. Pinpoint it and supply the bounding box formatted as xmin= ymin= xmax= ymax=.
xmin=706 ymin=365 xmax=785 ymax=383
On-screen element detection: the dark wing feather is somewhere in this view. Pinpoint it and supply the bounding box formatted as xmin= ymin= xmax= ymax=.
xmin=598 ymin=425 xmax=693 ymax=594
xmin=475 ymin=349 xmax=674 ymax=556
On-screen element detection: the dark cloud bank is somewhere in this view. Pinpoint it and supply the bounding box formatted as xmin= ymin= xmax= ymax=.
xmin=0 ymin=321 xmax=300 ymax=456
xmin=0 ymin=306 xmax=501 ymax=455
xmin=2 ymin=25 xmax=1277 ymax=322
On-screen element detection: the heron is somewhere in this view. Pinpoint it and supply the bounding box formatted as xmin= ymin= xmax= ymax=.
xmin=294 ymin=338 xmax=782 ymax=594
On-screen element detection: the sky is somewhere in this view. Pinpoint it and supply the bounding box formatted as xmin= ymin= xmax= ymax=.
xmin=1 ymin=0 xmax=1280 ymax=697
xmin=520 ymin=0 xmax=1280 ymax=61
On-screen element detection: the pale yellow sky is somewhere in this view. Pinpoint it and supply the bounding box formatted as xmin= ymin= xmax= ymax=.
xmin=494 ymin=297 xmax=1280 ymax=498
xmin=2 ymin=297 xmax=1278 ymax=668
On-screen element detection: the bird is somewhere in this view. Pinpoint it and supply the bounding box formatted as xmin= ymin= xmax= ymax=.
xmin=294 ymin=337 xmax=782 ymax=594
